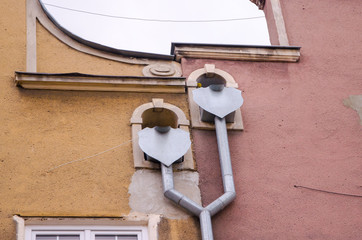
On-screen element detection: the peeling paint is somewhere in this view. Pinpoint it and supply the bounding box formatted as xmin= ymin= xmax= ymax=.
xmin=128 ymin=170 xmax=201 ymax=219
xmin=343 ymin=95 xmax=362 ymax=125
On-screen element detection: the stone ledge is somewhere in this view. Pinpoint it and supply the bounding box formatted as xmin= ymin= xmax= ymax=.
xmin=171 ymin=43 xmax=300 ymax=62
xmin=15 ymin=72 xmax=186 ymax=93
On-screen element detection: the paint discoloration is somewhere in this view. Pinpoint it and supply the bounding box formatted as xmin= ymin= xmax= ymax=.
xmin=128 ymin=170 xmax=201 ymax=219
xmin=158 ymin=217 xmax=201 ymax=240
xmin=344 ymin=95 xmax=362 ymax=125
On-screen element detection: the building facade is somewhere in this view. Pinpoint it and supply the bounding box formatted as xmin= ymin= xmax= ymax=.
xmin=0 ymin=0 xmax=361 ymax=239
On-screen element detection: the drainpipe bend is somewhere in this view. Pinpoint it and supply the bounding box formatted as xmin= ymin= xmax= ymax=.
xmin=206 ymin=191 xmax=236 ymax=216
xmin=159 ymin=116 xmax=237 ymax=240
xmin=161 ymin=164 xmax=204 ymax=216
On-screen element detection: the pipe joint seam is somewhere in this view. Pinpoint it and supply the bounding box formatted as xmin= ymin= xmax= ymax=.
xmin=164 ymin=189 xmax=204 ymax=216
xmin=223 ymin=175 xmax=236 ymax=193
xmin=206 ymin=198 xmax=224 ymax=216
xmin=179 ymin=197 xmax=204 ymax=216
xmin=164 ymin=189 xmax=183 ymax=203
xmin=206 ymin=191 xmax=236 ymax=216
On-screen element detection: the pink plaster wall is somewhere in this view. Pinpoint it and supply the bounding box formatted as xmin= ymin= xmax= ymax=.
xmin=182 ymin=1 xmax=362 ymax=239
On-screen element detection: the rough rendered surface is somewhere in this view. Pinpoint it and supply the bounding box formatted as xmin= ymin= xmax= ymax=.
xmin=128 ymin=169 xmax=202 ymax=219
xmin=181 ymin=0 xmax=362 ymax=237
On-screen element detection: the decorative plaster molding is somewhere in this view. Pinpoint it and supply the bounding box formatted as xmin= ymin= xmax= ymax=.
xmin=187 ymin=66 xmax=238 ymax=88
xmin=130 ymin=99 xmax=190 ymax=126
xmin=250 ymin=0 xmax=265 ymax=9
xmin=270 ymin=0 xmax=289 ymax=45
xmin=186 ymin=64 xmax=244 ymax=131
xmin=130 ymin=99 xmax=194 ymax=170
xmin=142 ymin=63 xmax=182 ymax=77
xmin=15 ymin=72 xmax=186 ymax=93
xmin=172 ymin=43 xmax=300 ymax=62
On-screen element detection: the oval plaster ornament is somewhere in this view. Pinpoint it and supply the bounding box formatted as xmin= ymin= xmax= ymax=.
xmin=142 ymin=63 xmax=181 ymax=77
xmin=192 ymin=85 xmax=244 ymax=118
xmin=138 ymin=127 xmax=191 ymax=167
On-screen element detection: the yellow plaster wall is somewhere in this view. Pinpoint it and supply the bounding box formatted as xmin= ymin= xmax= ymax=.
xmin=0 ymin=1 xmax=27 ymax=238
xmin=36 ymin=22 xmax=144 ymax=75
xmin=159 ymin=218 xmax=201 ymax=240
xmin=0 ymin=1 xmax=199 ymax=239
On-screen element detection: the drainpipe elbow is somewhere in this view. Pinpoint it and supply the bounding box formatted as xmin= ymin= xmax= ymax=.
xmin=206 ymin=191 xmax=236 ymax=216
xmin=164 ymin=189 xmax=183 ymax=203
xmin=179 ymin=196 xmax=204 ymax=216
xmin=225 ymin=191 xmax=236 ymax=202
xmin=221 ymin=191 xmax=236 ymax=207
xmin=165 ymin=189 xmax=203 ymax=216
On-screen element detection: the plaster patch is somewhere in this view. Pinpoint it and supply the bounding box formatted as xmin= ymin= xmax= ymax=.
xmin=343 ymin=95 xmax=362 ymax=125
xmin=128 ymin=169 xmax=201 ymax=219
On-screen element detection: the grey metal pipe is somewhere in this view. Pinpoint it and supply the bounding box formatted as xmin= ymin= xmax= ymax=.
xmin=161 ymin=164 xmax=203 ymax=216
xmin=161 ymin=162 xmax=174 ymax=192
xmin=214 ymin=116 xmax=236 ymax=193
xmin=206 ymin=191 xmax=236 ymax=216
xmin=204 ymin=116 xmax=236 ymax=217
xmin=159 ymin=115 xmax=237 ymax=240
xmin=200 ymin=210 xmax=214 ymax=240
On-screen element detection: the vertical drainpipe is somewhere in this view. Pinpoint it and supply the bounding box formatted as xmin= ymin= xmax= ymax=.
xmin=206 ymin=117 xmax=236 ymax=216
xmin=199 ymin=210 xmax=213 ymax=240
xmin=200 ymin=116 xmax=236 ymax=240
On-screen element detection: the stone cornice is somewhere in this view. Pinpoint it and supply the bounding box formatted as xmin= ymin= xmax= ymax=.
xmin=15 ymin=72 xmax=186 ymax=93
xmin=171 ymin=43 xmax=300 ymax=63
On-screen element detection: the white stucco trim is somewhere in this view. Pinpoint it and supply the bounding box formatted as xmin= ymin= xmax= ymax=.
xmin=130 ymin=99 xmax=195 ymax=170
xmin=186 ymin=64 xmax=244 ymax=130
xmin=13 ymin=216 xmax=25 ymax=240
xmin=270 ymin=0 xmax=289 ymax=46
xmin=13 ymin=215 xmax=161 ymax=240
xmin=26 ymin=0 xmax=37 ymax=72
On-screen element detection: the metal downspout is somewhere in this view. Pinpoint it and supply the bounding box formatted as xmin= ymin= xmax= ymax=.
xmin=136 ymin=85 xmax=243 ymax=239
xmin=161 ymin=164 xmax=204 ymax=216
xmin=160 ymin=116 xmax=236 ymax=240
xmin=206 ymin=116 xmax=236 ymax=216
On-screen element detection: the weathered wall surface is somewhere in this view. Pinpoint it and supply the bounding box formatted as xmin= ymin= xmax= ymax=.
xmin=129 ymin=170 xmax=201 ymax=219
xmin=36 ymin=22 xmax=144 ymax=75
xmin=0 ymin=1 xmax=199 ymax=239
xmin=182 ymin=1 xmax=362 ymax=239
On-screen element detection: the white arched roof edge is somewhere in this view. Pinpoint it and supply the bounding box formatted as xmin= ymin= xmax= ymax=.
xmin=186 ymin=65 xmax=238 ymax=88
xmin=130 ymin=99 xmax=189 ymax=126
